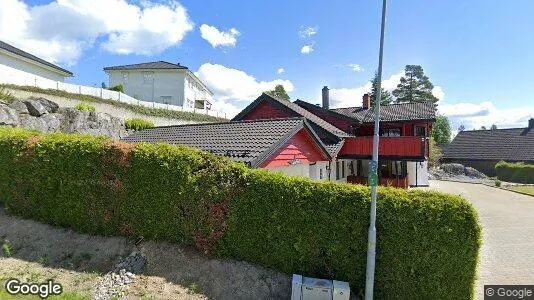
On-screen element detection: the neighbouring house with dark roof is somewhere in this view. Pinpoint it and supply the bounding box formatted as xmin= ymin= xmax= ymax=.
xmin=103 ymin=61 xmax=213 ymax=110
xmin=123 ymin=87 xmax=437 ymax=188
xmin=0 ymin=40 xmax=73 ymax=82
xmin=442 ymin=118 xmax=534 ymax=176
xmin=123 ymin=118 xmax=331 ymax=176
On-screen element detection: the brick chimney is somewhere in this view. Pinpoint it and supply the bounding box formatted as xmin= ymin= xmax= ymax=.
xmin=362 ymin=93 xmax=371 ymax=109
xmin=322 ymin=86 xmax=329 ymax=109
xmin=529 ymin=118 xmax=534 ymax=129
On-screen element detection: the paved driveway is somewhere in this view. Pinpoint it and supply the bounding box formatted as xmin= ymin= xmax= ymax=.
xmin=425 ymin=180 xmax=534 ymax=298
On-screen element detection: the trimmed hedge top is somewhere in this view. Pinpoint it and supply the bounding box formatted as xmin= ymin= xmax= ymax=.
xmin=496 ymin=161 xmax=534 ymax=184
xmin=0 ymin=127 xmax=481 ymax=299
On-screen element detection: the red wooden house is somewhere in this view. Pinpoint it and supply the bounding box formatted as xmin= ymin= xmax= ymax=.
xmin=124 ymin=88 xmax=436 ymax=188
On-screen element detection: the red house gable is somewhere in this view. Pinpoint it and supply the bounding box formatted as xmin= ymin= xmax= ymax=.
xmin=261 ymin=128 xmax=329 ymax=168
xmin=241 ymin=101 xmax=293 ymax=120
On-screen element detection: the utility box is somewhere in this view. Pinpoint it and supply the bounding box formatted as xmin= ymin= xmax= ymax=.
xmin=291 ymin=274 xmax=350 ymax=300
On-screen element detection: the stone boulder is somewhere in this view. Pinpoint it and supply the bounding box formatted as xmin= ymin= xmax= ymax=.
xmin=19 ymin=114 xmax=49 ymax=132
xmin=465 ymin=166 xmax=486 ymax=179
xmin=40 ymin=113 xmax=63 ymax=132
xmin=9 ymin=100 xmax=29 ymax=114
xmin=439 ymin=163 xmax=466 ymax=176
xmin=58 ymin=108 xmax=127 ymax=139
xmin=35 ymin=97 xmax=59 ymax=113
xmin=23 ymin=99 xmax=48 ymax=117
xmin=0 ymin=104 xmax=19 ymax=126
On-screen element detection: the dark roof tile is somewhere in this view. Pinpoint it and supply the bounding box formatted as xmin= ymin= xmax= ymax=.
xmin=331 ymin=102 xmax=437 ymax=123
xmin=122 ymin=118 xmax=330 ymax=167
xmin=443 ymin=128 xmax=534 ymax=162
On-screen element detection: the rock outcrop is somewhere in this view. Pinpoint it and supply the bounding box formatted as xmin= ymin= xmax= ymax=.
xmin=0 ymin=98 xmax=128 ymax=139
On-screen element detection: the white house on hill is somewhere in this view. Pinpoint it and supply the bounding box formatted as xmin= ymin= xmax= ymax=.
xmin=104 ymin=61 xmax=214 ymax=110
xmin=0 ymin=40 xmax=73 ymax=82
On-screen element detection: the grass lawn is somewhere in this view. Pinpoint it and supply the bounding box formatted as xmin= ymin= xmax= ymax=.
xmin=511 ymin=185 xmax=534 ymax=196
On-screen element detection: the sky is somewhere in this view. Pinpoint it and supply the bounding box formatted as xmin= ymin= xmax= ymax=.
xmin=1 ymin=0 xmax=533 ymax=130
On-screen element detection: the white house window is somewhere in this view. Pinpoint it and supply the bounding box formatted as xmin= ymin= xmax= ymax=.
xmin=143 ymin=72 xmax=154 ymax=84
xmin=122 ymin=72 xmax=128 ymax=83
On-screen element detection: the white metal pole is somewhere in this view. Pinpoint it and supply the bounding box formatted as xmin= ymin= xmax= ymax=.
xmin=364 ymin=0 xmax=387 ymax=299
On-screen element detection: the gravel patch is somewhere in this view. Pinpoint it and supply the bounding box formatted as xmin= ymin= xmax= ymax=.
xmin=0 ymin=206 xmax=291 ymax=299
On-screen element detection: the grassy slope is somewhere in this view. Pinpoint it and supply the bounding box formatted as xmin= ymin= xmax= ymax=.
xmin=1 ymin=84 xmax=228 ymax=123
xmin=511 ymin=185 xmax=534 ymax=196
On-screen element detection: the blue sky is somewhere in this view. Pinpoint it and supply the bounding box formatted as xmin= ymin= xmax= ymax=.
xmin=2 ymin=0 xmax=534 ymax=129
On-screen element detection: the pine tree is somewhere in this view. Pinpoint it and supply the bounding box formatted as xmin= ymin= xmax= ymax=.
xmin=266 ymin=84 xmax=290 ymax=101
xmin=370 ymin=71 xmax=392 ymax=106
xmin=392 ymin=65 xmax=439 ymax=103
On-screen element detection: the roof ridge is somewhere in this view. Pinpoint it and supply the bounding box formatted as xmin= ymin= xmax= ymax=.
xmin=150 ymin=117 xmax=305 ymax=129
xmin=331 ymin=101 xmax=436 ymax=111
xmin=0 ymin=40 xmax=73 ymax=76
xmin=460 ymin=127 xmax=530 ymax=132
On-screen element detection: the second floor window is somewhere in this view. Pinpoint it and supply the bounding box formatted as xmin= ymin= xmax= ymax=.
xmin=143 ymin=72 xmax=153 ymax=84
xmin=380 ymin=128 xmax=401 ymax=137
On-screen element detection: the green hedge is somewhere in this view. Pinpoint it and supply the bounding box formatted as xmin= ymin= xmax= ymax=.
xmin=125 ymin=118 xmax=155 ymax=131
xmin=0 ymin=127 xmax=481 ymax=299
xmin=495 ymin=161 xmax=534 ymax=183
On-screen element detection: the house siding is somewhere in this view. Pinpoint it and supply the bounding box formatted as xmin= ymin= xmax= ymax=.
xmin=241 ymin=102 xmax=293 ymax=120
xmin=0 ymin=51 xmax=67 ymax=82
xmin=261 ymin=129 xmax=328 ymax=169
xmin=107 ymin=69 xmax=213 ymax=109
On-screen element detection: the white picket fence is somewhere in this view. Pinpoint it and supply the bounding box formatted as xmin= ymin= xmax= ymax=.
xmin=0 ymin=64 xmax=227 ymax=119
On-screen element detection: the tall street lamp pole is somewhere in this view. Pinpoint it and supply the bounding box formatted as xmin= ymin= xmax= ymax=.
xmin=364 ymin=0 xmax=388 ymax=299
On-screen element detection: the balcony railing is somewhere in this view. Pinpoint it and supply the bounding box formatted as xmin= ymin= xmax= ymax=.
xmin=338 ymin=136 xmax=428 ymax=160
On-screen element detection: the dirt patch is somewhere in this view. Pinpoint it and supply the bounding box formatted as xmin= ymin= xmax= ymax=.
xmin=0 ymin=207 xmax=291 ymax=299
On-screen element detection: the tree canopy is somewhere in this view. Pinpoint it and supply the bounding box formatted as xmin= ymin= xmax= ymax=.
xmin=393 ymin=65 xmax=439 ymax=103
xmin=266 ymin=84 xmax=290 ymax=101
xmin=370 ymin=71 xmax=393 ymax=106
xmin=432 ymin=115 xmax=452 ymax=145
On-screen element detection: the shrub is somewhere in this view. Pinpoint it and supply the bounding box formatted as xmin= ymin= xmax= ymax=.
xmin=109 ymin=84 xmax=124 ymax=93
xmin=0 ymin=127 xmax=481 ymax=299
xmin=495 ymin=179 xmax=502 ymax=187
xmin=495 ymin=161 xmax=534 ymax=184
xmin=2 ymin=239 xmax=12 ymax=257
xmin=125 ymin=118 xmax=155 ymax=131
xmin=0 ymin=87 xmax=16 ymax=103
xmin=74 ymin=102 xmax=96 ymax=112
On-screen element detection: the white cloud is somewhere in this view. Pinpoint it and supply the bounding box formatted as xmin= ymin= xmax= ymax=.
xmin=277 ymin=68 xmax=285 ymax=75
xmin=432 ymin=86 xmax=445 ymax=102
xmin=299 ymin=26 xmax=318 ymax=38
xmin=0 ymin=0 xmax=194 ymax=64
xmin=301 ymin=45 xmax=314 ymax=54
xmin=196 ymin=63 xmax=295 ymax=118
xmin=348 ymin=64 xmax=364 ymax=72
xmin=439 ymin=101 xmax=534 ymax=131
xmin=199 ymin=24 xmax=240 ymax=48
xmin=329 ymin=72 xmax=404 ymax=108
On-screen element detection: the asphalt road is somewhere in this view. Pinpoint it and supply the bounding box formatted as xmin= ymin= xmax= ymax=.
xmin=425 ymin=180 xmax=534 ymax=299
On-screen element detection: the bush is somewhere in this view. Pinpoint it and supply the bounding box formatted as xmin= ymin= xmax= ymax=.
xmin=495 ymin=161 xmax=534 ymax=184
xmin=74 ymin=102 xmax=96 ymax=112
xmin=109 ymin=84 xmax=124 ymax=93
xmin=0 ymin=87 xmax=16 ymax=103
xmin=495 ymin=179 xmax=502 ymax=187
xmin=125 ymin=118 xmax=155 ymax=131
xmin=0 ymin=127 xmax=481 ymax=299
